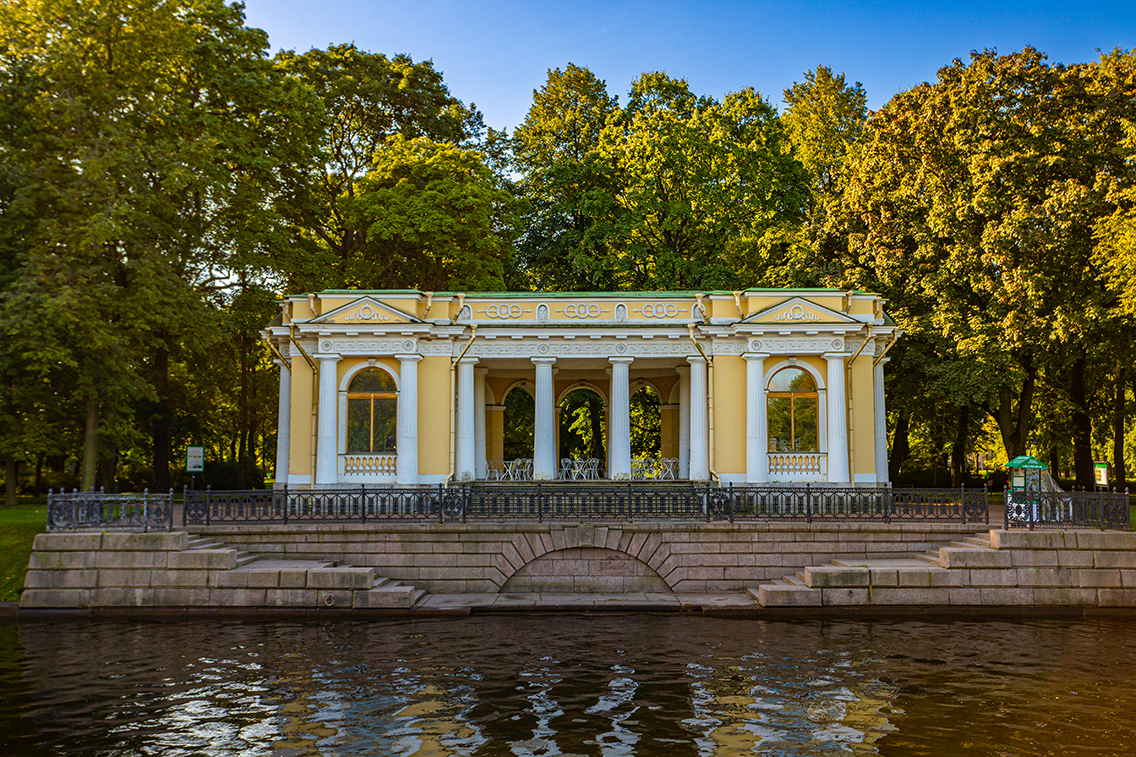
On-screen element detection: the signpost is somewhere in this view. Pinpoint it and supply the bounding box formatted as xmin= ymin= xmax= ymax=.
xmin=186 ymin=446 xmax=204 ymax=490
xmin=1095 ymin=461 xmax=1110 ymax=490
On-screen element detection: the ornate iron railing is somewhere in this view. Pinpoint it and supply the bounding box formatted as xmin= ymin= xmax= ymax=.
xmin=46 ymin=488 xmax=174 ymax=531
xmin=182 ymin=486 xmax=440 ymax=526
xmin=1004 ymin=488 xmax=1130 ymax=530
xmin=172 ymin=483 xmax=998 ymax=526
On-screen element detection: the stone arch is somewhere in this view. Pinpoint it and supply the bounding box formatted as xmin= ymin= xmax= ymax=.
xmin=496 ymin=525 xmax=677 ymax=593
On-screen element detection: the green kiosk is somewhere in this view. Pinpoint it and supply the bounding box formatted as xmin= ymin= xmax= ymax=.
xmin=1005 ymin=455 xmax=1069 ymax=524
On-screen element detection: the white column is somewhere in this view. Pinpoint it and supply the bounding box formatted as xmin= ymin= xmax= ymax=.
xmin=825 ymin=353 xmax=850 ymax=483
xmin=874 ymin=357 xmax=890 ymax=485
xmin=396 ymin=354 xmax=421 ymax=486
xmin=532 ymin=358 xmax=557 ymax=480
xmin=314 ymin=353 xmax=341 ymax=485
xmin=609 ymin=357 xmax=634 ymax=480
xmin=474 ymin=366 xmax=488 ymax=480
xmin=688 ymin=356 xmax=709 ymax=481
xmin=274 ymin=358 xmax=291 ymax=486
xmin=677 ymin=365 xmax=690 ymax=478
xmin=456 ymin=357 xmax=478 ymax=481
xmin=744 ymin=353 xmax=769 ymax=483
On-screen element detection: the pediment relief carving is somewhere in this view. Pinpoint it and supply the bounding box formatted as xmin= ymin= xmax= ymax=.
xmin=743 ymin=297 xmax=855 ymax=325
xmin=310 ymin=297 xmax=420 ymax=325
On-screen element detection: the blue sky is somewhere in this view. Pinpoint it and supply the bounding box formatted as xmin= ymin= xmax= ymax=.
xmin=240 ymin=0 xmax=1136 ymax=131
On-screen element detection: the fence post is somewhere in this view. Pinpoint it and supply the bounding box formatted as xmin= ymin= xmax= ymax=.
xmin=360 ymin=484 xmax=367 ymax=525
xmin=983 ymin=482 xmax=990 ymax=526
xmin=806 ymin=483 xmax=812 ymax=524
xmin=462 ymin=483 xmax=468 ymax=524
xmin=205 ymin=486 xmax=211 ymax=527
xmin=282 ymin=485 xmax=289 ymax=525
xmin=729 ymin=482 xmax=734 ymax=523
xmin=438 ymin=484 xmax=445 ymax=524
xmin=706 ymin=481 xmax=711 ymax=523
xmin=628 ymin=481 xmax=633 ymax=523
xmin=960 ymin=484 xmax=966 ymax=526
xmin=537 ymin=482 xmax=543 ymax=523
xmin=182 ymin=486 xmax=188 ymax=528
xmin=167 ymin=489 xmax=174 ymax=531
xmin=142 ymin=488 xmax=149 ymax=533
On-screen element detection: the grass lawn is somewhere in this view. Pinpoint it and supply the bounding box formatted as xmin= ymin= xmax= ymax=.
xmin=0 ymin=504 xmax=46 ymax=602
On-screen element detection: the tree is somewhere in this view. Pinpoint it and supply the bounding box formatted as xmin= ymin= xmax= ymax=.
xmin=276 ymin=44 xmax=484 ymax=290
xmin=597 ymin=73 xmax=808 ymax=290
xmin=782 ymin=66 xmax=868 ymax=200
xmin=512 ymin=64 xmax=621 ymax=290
xmin=833 ymin=48 xmax=1136 ymax=485
xmin=350 ymin=136 xmax=519 ymax=291
xmin=0 ymin=0 xmax=319 ymax=489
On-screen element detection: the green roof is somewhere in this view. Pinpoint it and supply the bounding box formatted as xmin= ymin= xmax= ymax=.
xmin=1005 ymin=455 xmax=1049 ymax=470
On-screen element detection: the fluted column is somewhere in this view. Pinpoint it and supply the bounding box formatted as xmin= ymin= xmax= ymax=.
xmin=274 ymin=358 xmax=291 ymax=486
xmin=456 ymin=357 xmax=478 ymax=481
xmin=825 ymin=353 xmax=850 ymax=483
xmin=314 ymin=353 xmax=341 ymax=485
xmin=609 ymin=357 xmax=634 ymax=480
xmin=874 ymin=357 xmax=890 ymax=485
xmin=677 ymin=365 xmax=690 ymax=478
xmin=474 ymin=366 xmax=488 ymax=480
xmin=532 ymin=358 xmax=557 ymax=480
xmin=396 ymin=354 xmax=421 ymax=485
xmin=744 ymin=353 xmax=769 ymax=483
xmin=688 ymin=356 xmax=709 ymax=481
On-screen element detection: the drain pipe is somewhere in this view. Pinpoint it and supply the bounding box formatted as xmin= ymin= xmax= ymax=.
xmin=445 ymin=325 xmax=478 ymax=486
xmin=687 ymin=325 xmax=720 ymax=484
xmin=845 ymin=327 xmax=873 ymax=487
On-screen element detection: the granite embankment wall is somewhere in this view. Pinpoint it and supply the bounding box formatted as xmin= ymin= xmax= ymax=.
xmin=197 ymin=521 xmax=982 ymax=593
xmin=759 ymin=529 xmax=1136 ymax=608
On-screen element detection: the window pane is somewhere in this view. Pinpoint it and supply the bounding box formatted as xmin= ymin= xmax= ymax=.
xmin=373 ymin=398 xmax=397 ymax=454
xmin=795 ymin=397 xmax=819 ymax=452
xmin=768 ymin=367 xmax=815 ymax=393
xmin=350 ymin=368 xmax=396 ymax=393
xmin=767 ymin=397 xmax=793 ymax=452
xmin=346 ymin=398 xmax=371 ymax=453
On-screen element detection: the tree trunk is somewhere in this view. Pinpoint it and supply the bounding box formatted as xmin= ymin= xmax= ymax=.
xmin=994 ymin=370 xmax=1035 ymax=461
xmin=889 ymin=408 xmax=910 ymax=482
xmin=151 ymin=344 xmax=171 ymax=491
xmin=951 ymin=404 xmax=970 ymax=487
xmin=82 ymin=398 xmax=99 ymax=491
xmin=588 ymin=396 xmax=606 ymax=465
xmin=34 ymin=453 xmax=43 ymax=496
xmin=1115 ymin=358 xmax=1127 ymax=492
xmin=5 ymin=455 xmax=16 ymax=507
xmin=238 ymin=331 xmax=249 ymax=489
xmin=98 ymin=443 xmax=119 ymax=493
xmin=1070 ymin=355 xmax=1095 ymax=489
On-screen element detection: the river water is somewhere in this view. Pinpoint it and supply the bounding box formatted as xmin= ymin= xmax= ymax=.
xmin=1 ymin=615 xmax=1133 ymax=756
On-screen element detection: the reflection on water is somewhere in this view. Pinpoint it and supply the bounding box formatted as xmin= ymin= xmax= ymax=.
xmin=1 ymin=616 xmax=1135 ymax=755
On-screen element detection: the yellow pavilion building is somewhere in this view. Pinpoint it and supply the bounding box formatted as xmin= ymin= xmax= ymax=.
xmin=264 ymin=290 xmax=899 ymax=487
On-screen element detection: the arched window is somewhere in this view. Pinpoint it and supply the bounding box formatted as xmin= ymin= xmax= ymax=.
xmin=767 ymin=367 xmax=819 ymax=452
xmin=346 ymin=369 xmax=397 ymax=454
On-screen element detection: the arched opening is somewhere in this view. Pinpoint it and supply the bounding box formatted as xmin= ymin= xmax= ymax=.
xmin=502 ymin=385 xmax=535 ymax=461
xmin=345 ymin=368 xmax=397 ymax=454
xmin=630 ymin=383 xmax=663 ymax=478
xmin=767 ymin=367 xmax=819 ymax=452
xmin=558 ymin=387 xmax=606 ymax=477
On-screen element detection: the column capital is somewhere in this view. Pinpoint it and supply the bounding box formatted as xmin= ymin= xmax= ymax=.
xmin=676 ymin=364 xmax=690 ymax=376
xmin=530 ymin=356 xmax=557 ymax=365
xmin=742 ymin=352 xmax=770 ymax=362
xmin=822 ymin=352 xmax=848 ymax=362
xmin=274 ymin=357 xmax=290 ymax=371
xmin=686 ymin=355 xmax=707 ymax=365
xmin=608 ymin=356 xmax=635 ymax=365
xmin=394 ymin=353 xmax=423 ymax=363
xmin=457 ymin=356 xmax=479 ymax=365
xmin=316 ymin=353 xmax=341 ymax=363
xmin=474 ymin=365 xmax=489 ymax=375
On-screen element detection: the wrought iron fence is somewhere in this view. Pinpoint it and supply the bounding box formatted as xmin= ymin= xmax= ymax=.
xmin=46 ymin=488 xmax=174 ymax=531
xmin=1004 ymin=488 xmax=1130 ymax=530
xmin=45 ymin=482 xmax=1129 ymax=530
xmin=174 ymin=483 xmax=996 ymax=526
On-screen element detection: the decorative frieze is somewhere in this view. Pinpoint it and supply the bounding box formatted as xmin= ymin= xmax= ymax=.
xmin=321 ymin=339 xmax=417 ymax=355
xmin=749 ymin=337 xmax=845 ymax=354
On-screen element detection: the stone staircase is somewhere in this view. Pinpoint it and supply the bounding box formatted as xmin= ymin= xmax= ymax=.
xmin=182 ymin=534 xmax=426 ymax=609
xmin=751 ymin=532 xmax=995 ymax=607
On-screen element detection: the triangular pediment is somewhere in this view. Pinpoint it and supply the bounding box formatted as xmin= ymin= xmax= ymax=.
xmin=742 ymin=297 xmax=857 ymax=325
xmin=312 ymin=297 xmax=420 ymax=325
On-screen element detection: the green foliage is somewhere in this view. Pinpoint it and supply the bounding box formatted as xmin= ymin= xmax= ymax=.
xmin=350 ymin=136 xmax=517 ymax=291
